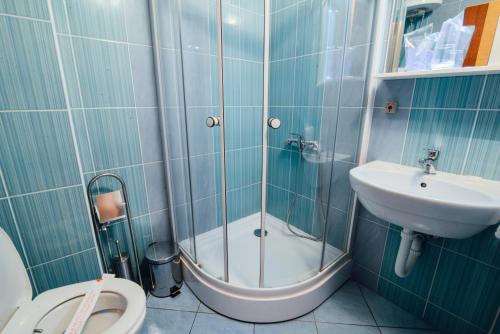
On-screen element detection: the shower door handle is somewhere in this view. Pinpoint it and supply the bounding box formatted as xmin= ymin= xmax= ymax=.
xmin=206 ymin=116 xmax=220 ymax=128
xmin=267 ymin=117 xmax=281 ymax=129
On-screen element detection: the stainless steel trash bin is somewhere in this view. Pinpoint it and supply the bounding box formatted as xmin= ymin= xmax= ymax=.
xmin=146 ymin=241 xmax=182 ymax=298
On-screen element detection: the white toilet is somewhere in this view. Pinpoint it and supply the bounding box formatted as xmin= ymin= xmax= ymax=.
xmin=0 ymin=228 xmax=146 ymax=334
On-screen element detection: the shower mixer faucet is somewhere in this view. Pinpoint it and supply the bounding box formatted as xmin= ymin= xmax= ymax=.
xmin=286 ymin=133 xmax=319 ymax=152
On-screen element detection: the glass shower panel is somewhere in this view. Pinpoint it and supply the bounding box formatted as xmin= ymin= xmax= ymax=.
xmin=221 ymin=1 xmax=264 ymax=288
xmin=264 ymin=0 xmax=349 ymax=287
xmin=174 ymin=0 xmax=226 ymax=281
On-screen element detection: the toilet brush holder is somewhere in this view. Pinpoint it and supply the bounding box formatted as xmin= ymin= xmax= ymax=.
xmin=112 ymin=240 xmax=133 ymax=280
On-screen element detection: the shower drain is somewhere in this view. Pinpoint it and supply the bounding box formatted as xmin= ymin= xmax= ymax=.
xmin=253 ymin=229 xmax=268 ymax=237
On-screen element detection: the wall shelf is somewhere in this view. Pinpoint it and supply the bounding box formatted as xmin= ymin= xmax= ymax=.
xmin=375 ymin=66 xmax=500 ymax=80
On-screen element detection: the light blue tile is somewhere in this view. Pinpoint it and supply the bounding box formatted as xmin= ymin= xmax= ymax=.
xmin=481 ymin=75 xmax=500 ymax=110
xmin=296 ymin=0 xmax=322 ymax=56
xmin=270 ymin=6 xmax=297 ymax=61
xmin=292 ymin=107 xmax=321 ymax=141
xmin=463 ymin=110 xmax=500 ymax=181
xmin=240 ymin=9 xmax=263 ymax=62
xmin=347 ymin=0 xmax=375 ymax=46
xmin=150 ymin=210 xmax=171 ymax=243
xmin=84 ymin=108 xmax=142 ymax=170
xmin=322 ymin=50 xmax=343 ymax=107
xmin=241 ymin=183 xmax=261 ymax=217
xmin=0 ymin=17 xmax=65 ymax=111
xmin=267 ymin=148 xmax=291 ymax=189
xmin=423 ymin=304 xmax=484 ymax=334
xmin=92 ymin=165 xmax=149 ymax=218
xmin=272 ymin=0 xmax=297 ymax=12
xmin=328 ymin=161 xmax=353 ymax=212
xmin=190 ymin=313 xmax=253 ymax=334
xmin=266 ymin=184 xmax=289 ymax=221
xmin=268 ymin=106 xmax=292 ymax=148
xmin=185 ymin=107 xmax=217 ymax=156
xmin=240 ymin=0 xmax=264 ymax=14
xmin=270 ymin=59 xmax=295 ymax=106
xmin=11 ymin=187 xmax=94 ymax=266
xmin=0 ymin=199 xmax=26 ymax=265
xmin=367 ymin=108 xmax=410 ymax=163
xmin=316 ymin=323 xmax=380 ymax=334
xmin=377 ymin=279 xmax=427 ymax=320
xmin=334 ymin=107 xmax=362 ymax=163
xmin=289 ymin=195 xmax=314 ymax=234
xmin=353 ymin=218 xmax=388 ymax=274
xmin=165 ymin=107 xmax=188 ymax=159
xmin=226 ymin=149 xmax=243 ymax=190
xmin=340 ymin=44 xmax=370 ymax=107
xmin=193 ymin=195 xmax=219 ymax=233
xmin=72 ymin=38 xmax=134 ymax=108
xmin=290 ymin=152 xmax=318 ymax=199
xmin=314 ymin=281 xmax=376 ymax=325
xmin=145 ymin=162 xmax=168 ymax=212
xmin=325 ymin=207 xmax=349 ymax=251
xmin=138 ymin=108 xmax=163 ymax=163
xmin=183 ymin=53 xmax=217 ymax=107
xmin=401 ymin=108 xmax=476 ymax=173
xmin=412 ymin=76 xmax=484 ymax=109
xmin=169 ymin=158 xmax=190 ymax=206
xmin=241 ymin=107 xmax=263 ymax=148
xmin=222 ymin=3 xmax=240 ymax=59
xmin=64 ymin=0 xmax=127 ymax=41
xmin=227 ymin=188 xmax=243 ymax=222
xmin=31 ymin=248 xmax=101 ymax=294
xmin=380 ymin=229 xmax=440 ymax=299
xmin=140 ymin=308 xmax=195 ymax=334
xmin=124 ymin=0 xmax=152 ymax=45
xmin=0 ymin=112 xmax=80 ymax=195
xmin=361 ymin=286 xmax=431 ymax=329
xmin=71 ymin=109 xmax=94 ymax=173
xmin=160 ymin=50 xmax=184 ymax=108
xmin=0 ymin=177 xmax=5 ymax=198
xmin=58 ymin=36 xmax=82 ymax=108
xmin=294 ymin=54 xmax=324 ymax=107
xmin=190 ymin=154 xmax=217 ymax=200
xmin=223 ymin=58 xmax=241 ymax=107
xmin=358 ymin=204 xmax=388 ymax=227
xmin=157 ymin=0 xmax=177 ymax=49
xmin=180 ymin=0 xmax=211 ymax=54
xmin=443 ymin=225 xmax=500 ymax=268
xmin=198 ymin=302 xmax=215 ymax=314
xmin=130 ymin=45 xmax=158 ymax=108
xmin=429 ymin=250 xmax=500 ymax=331
xmin=241 ymin=61 xmax=263 ymax=106
xmin=241 ymin=147 xmax=262 ymax=186
xmin=0 ymin=0 xmax=48 ymax=19
xmin=255 ymin=320 xmax=316 ymax=334
xmin=51 ymin=0 xmax=69 ymax=34
xmin=132 ymin=215 xmax=153 ymax=262
xmin=147 ymin=284 xmax=200 ymax=311
xmin=374 ymin=79 xmax=415 ymax=109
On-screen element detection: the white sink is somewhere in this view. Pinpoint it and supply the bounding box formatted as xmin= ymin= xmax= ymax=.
xmin=349 ymin=161 xmax=500 ymax=239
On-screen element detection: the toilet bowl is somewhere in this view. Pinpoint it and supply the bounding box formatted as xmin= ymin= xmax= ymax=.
xmin=0 ymin=228 xmax=146 ymax=334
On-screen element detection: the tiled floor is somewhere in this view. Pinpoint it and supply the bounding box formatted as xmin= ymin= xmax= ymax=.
xmin=140 ymin=280 xmax=440 ymax=334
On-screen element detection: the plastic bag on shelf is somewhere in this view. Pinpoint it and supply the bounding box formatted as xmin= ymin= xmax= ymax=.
xmin=431 ymin=11 xmax=475 ymax=69
xmin=404 ymin=24 xmax=437 ymax=71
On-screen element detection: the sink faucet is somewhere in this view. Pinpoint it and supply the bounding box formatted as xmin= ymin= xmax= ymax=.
xmin=419 ymin=148 xmax=439 ymax=174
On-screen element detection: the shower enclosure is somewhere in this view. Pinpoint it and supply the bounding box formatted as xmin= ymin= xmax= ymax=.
xmin=150 ymin=0 xmax=374 ymax=322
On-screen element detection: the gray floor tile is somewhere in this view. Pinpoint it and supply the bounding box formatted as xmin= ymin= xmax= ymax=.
xmin=139 ymin=308 xmax=195 ymax=334
xmin=295 ymin=312 xmax=315 ymax=322
xmin=190 ymin=313 xmax=254 ymax=334
xmin=316 ymin=323 xmax=380 ymax=334
xmin=379 ymin=328 xmax=440 ymax=334
xmin=314 ymin=281 xmax=376 ymax=326
xmin=360 ymin=286 xmax=431 ymax=329
xmin=147 ymin=285 xmax=200 ymax=312
xmin=198 ymin=302 xmax=216 ymax=314
xmin=255 ymin=320 xmax=317 ymax=334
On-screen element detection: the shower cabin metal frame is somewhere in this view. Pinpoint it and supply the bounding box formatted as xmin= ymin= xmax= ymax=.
xmin=149 ymin=0 xmax=364 ymax=322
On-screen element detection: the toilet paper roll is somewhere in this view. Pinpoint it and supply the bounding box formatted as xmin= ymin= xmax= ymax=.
xmin=95 ymin=191 xmax=125 ymax=224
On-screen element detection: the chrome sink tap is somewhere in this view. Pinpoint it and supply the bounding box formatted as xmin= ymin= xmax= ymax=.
xmin=419 ymin=148 xmax=439 ymax=174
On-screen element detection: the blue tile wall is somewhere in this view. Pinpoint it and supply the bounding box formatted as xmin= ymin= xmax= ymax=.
xmin=0 ymin=1 xmax=167 ymax=295
xmin=0 ymin=112 xmax=81 ymax=195
xmin=354 ymin=74 xmax=500 ymax=334
xmin=0 ymin=16 xmax=65 ymax=111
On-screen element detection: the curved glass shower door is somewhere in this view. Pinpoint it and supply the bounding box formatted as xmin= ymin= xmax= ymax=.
xmin=154 ymin=0 xmax=368 ymax=289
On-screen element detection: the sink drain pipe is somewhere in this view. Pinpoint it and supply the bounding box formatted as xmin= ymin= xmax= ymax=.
xmin=395 ymin=229 xmax=424 ymax=277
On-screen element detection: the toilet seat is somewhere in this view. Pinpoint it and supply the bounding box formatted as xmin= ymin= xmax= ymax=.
xmin=2 ymin=278 xmax=145 ymax=334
